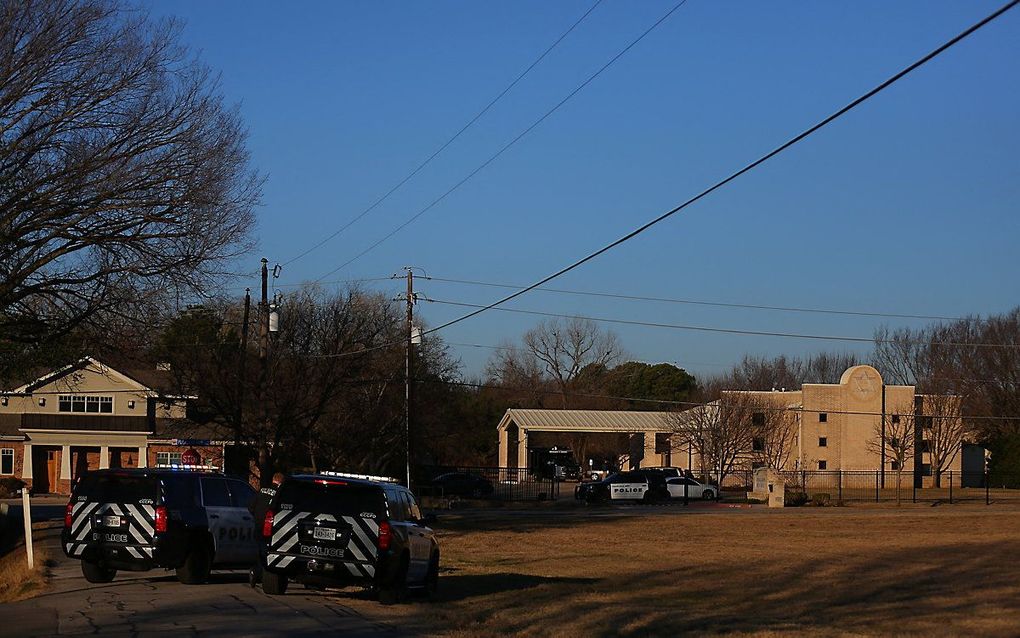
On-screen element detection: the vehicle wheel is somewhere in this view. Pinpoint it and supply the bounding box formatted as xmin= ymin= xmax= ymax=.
xmin=176 ymin=540 xmax=212 ymax=584
xmin=703 ymin=490 xmax=715 ymax=501
xmin=423 ymin=553 xmax=439 ymax=599
xmin=263 ymin=570 xmax=288 ymax=595
xmin=81 ymin=560 xmax=117 ymax=583
xmin=470 ymin=488 xmax=482 ymax=498
xmin=642 ymin=490 xmax=656 ymax=503
xmin=379 ymin=555 xmax=409 ymax=605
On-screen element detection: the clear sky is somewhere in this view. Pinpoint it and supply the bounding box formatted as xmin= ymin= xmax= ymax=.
xmin=140 ymin=0 xmax=1020 ymax=380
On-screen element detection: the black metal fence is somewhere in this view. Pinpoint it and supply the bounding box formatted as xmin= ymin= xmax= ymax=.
xmin=725 ymin=470 xmax=1020 ymax=505
xmin=417 ymin=466 xmax=560 ymax=502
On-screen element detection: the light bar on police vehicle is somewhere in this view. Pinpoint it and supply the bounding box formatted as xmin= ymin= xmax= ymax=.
xmin=155 ymin=463 xmax=220 ymax=471
xmin=318 ymin=470 xmax=399 ymax=483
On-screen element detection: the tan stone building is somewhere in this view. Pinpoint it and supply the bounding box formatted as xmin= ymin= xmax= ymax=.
xmin=728 ymin=365 xmax=963 ymax=482
xmin=0 ymin=357 xmax=237 ymax=494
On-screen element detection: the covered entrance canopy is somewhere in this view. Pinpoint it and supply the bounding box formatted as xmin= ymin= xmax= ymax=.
xmin=496 ymin=409 xmax=693 ymax=472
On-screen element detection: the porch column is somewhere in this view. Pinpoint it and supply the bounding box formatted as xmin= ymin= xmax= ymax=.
xmin=498 ymin=427 xmax=509 ymax=468
xmin=137 ymin=445 xmax=148 ymax=468
xmin=99 ymin=446 xmax=110 ymax=469
xmin=60 ymin=444 xmax=72 ymax=480
xmin=643 ymin=433 xmax=658 ymax=468
xmin=21 ymin=443 xmax=32 ymax=480
xmin=517 ymin=428 xmax=529 ymax=471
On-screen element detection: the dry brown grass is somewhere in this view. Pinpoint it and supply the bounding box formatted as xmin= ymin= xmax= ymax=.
xmin=0 ymin=545 xmax=49 ymax=603
xmin=348 ymin=505 xmax=1020 ymax=637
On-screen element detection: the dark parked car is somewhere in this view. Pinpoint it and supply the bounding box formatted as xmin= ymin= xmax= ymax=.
xmin=430 ymin=472 xmax=494 ymax=498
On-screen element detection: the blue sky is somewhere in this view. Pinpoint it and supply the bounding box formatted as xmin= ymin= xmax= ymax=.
xmin=141 ymin=1 xmax=1020 ymax=380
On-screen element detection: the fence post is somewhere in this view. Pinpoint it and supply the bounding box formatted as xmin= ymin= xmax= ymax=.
xmin=838 ymin=471 xmax=843 ymax=502
xmin=22 ymin=489 xmax=34 ymax=569
xmin=986 ymin=470 xmax=990 ymax=505
xmin=875 ymin=471 xmax=879 ymax=503
xmin=949 ymin=471 xmax=953 ymax=504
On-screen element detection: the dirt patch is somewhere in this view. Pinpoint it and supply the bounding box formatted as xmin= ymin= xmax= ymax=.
xmin=348 ymin=506 xmax=1020 ymax=637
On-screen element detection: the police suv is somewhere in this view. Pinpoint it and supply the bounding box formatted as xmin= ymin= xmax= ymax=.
xmin=575 ymin=469 xmax=670 ymax=503
xmin=62 ymin=467 xmax=259 ymax=584
xmin=260 ymin=472 xmax=439 ymax=604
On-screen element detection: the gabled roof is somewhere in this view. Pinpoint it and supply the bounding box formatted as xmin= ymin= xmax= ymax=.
xmin=497 ymin=408 xmax=687 ymax=433
xmin=5 ymin=356 xmax=176 ymax=395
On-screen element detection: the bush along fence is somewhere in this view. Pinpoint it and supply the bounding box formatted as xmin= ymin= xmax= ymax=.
xmin=417 ymin=466 xmax=560 ymax=502
xmin=724 ymin=470 xmax=1020 ymax=505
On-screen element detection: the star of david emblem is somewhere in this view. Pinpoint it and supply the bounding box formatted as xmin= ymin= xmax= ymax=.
xmin=854 ymin=370 xmax=875 ymax=395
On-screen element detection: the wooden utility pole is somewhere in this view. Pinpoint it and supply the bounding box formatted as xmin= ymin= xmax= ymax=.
xmin=236 ymin=287 xmax=251 ymax=448
xmin=257 ymin=258 xmax=270 ymax=485
xmin=405 ymin=268 xmax=415 ymax=490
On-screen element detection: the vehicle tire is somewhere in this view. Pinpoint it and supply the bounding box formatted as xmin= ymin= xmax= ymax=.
xmin=81 ymin=560 xmax=117 ymax=583
xmin=263 ymin=570 xmax=288 ymax=595
xmin=423 ymin=553 xmax=439 ymax=599
xmin=642 ymin=490 xmax=657 ymax=503
xmin=379 ymin=554 xmax=409 ymax=605
xmin=176 ymin=539 xmax=213 ymax=585
xmin=703 ymin=490 xmax=715 ymax=501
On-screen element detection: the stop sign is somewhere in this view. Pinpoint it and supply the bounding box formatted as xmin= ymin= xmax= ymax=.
xmin=181 ymin=448 xmax=201 ymax=465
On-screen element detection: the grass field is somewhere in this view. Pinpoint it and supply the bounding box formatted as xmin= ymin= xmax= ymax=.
xmin=358 ymin=505 xmax=1020 ymax=637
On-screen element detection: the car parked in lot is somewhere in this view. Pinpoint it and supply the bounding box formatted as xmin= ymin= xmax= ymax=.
xmin=665 ymin=476 xmax=719 ymax=500
xmin=430 ymin=472 xmax=494 ymax=498
xmin=575 ymin=470 xmax=670 ymax=503
xmin=63 ymin=467 xmax=259 ymax=584
xmin=261 ymin=472 xmax=439 ymax=604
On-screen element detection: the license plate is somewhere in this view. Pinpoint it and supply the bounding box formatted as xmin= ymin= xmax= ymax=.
xmin=313 ymin=527 xmax=336 ymax=541
xmin=103 ymin=515 xmax=122 ymax=527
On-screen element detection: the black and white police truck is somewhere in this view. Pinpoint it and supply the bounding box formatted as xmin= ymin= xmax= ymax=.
xmin=260 ymin=472 xmax=439 ymax=603
xmin=62 ymin=466 xmax=259 ymax=584
xmin=574 ymin=470 xmax=670 ymax=503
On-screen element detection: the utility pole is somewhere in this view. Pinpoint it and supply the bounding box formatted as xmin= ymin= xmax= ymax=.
xmin=236 ymin=287 xmax=251 ymax=449
xmin=257 ymin=258 xmax=270 ymax=485
xmin=404 ymin=268 xmax=415 ymax=490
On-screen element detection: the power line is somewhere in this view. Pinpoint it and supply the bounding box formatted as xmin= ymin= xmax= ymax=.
xmin=313 ymin=0 xmax=690 ymax=283
xmin=425 ymin=298 xmax=1020 ymax=349
xmin=422 ymin=0 xmax=1020 ymax=338
xmin=282 ymin=0 xmax=605 ymax=267
xmin=427 ymin=276 xmax=963 ymax=322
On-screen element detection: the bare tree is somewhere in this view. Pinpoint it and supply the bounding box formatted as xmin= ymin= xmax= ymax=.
xmin=749 ymin=399 xmax=799 ymax=471
xmin=867 ymin=407 xmax=915 ymax=506
xmin=918 ymin=393 xmax=967 ymax=487
xmin=670 ymin=391 xmax=763 ymax=487
xmin=0 ymin=0 xmax=260 ymax=374
xmin=521 ymin=317 xmax=622 ymax=408
xmin=729 ymin=352 xmax=861 ymax=390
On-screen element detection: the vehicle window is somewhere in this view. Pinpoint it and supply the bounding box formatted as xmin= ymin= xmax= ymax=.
xmin=403 ymin=491 xmax=422 ymax=521
xmin=386 ymin=488 xmax=409 ymax=521
xmin=75 ymin=473 xmax=157 ymax=502
xmin=273 ymin=480 xmax=386 ymax=517
xmin=228 ymin=480 xmax=257 ymax=509
xmin=163 ymin=476 xmax=199 ymax=508
xmin=200 ymin=478 xmax=231 ymax=507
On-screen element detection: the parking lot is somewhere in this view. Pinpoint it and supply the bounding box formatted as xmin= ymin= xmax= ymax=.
xmin=3 ymin=500 xmax=1020 ymax=637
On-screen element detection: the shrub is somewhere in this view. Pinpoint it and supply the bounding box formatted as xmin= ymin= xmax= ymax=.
xmin=0 ymin=478 xmax=25 ymax=499
xmin=785 ymin=491 xmax=808 ymax=507
xmin=811 ymin=493 xmax=832 ymax=507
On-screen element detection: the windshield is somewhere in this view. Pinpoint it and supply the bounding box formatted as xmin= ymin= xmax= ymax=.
xmin=75 ymin=473 xmax=158 ymax=502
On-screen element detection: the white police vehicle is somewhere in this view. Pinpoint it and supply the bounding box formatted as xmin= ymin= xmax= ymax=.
xmin=62 ymin=466 xmax=259 ymax=584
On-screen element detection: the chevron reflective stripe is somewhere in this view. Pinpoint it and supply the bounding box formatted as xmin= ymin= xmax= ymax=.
xmin=271 ymin=511 xmax=307 ymax=547
xmin=125 ymin=504 xmax=155 ymax=537
xmin=345 ymin=563 xmax=361 ymax=577
xmin=277 ymin=556 xmax=294 ymax=569
xmin=125 ymin=546 xmax=143 ymax=559
xmin=342 ymin=516 xmax=378 ymax=560
xmin=71 ymin=502 xmax=99 ymax=540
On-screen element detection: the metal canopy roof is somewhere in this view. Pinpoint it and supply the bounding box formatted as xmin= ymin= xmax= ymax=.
xmin=497 ymin=408 xmax=691 ymax=433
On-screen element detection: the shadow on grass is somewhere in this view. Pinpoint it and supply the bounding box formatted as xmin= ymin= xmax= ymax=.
xmin=435 ymin=572 xmax=598 ymax=603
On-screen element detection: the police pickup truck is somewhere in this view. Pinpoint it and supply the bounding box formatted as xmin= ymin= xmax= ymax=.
xmin=574 ymin=469 xmax=670 ymax=504
xmin=62 ymin=467 xmax=259 ymax=584
xmin=261 ymin=472 xmax=439 ymax=604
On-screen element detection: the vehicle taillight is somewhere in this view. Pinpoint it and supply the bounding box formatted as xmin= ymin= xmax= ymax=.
xmin=154 ymin=506 xmax=167 ymax=533
xmin=378 ymin=520 xmax=391 ymax=551
xmin=263 ymin=510 xmax=275 ymax=539
xmin=64 ymin=502 xmax=73 ymax=528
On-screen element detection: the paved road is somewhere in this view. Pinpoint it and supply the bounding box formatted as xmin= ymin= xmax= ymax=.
xmin=1 ymin=500 xmax=411 ymax=637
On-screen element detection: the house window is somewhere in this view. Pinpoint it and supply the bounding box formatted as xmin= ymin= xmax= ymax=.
xmin=818 ymin=413 xmax=827 ymax=423
xmin=752 ymin=412 xmax=765 ymax=426
xmin=891 ymin=414 xmax=900 ymax=424
xmin=752 ymin=438 xmax=764 ymax=452
xmin=818 ymin=460 xmax=827 ymax=470
xmin=1 ymin=449 xmax=13 ymax=475
xmin=156 ymin=452 xmax=182 ymax=466
xmin=818 ymin=437 xmax=827 ymax=447
xmin=58 ymin=395 xmax=112 ymax=413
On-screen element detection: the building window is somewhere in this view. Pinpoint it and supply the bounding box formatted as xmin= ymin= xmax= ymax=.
xmin=752 ymin=412 xmax=765 ymax=426
xmin=891 ymin=461 xmax=900 ymax=470
xmin=818 ymin=437 xmax=827 ymax=447
xmin=0 ymin=448 xmax=13 ymax=475
xmin=891 ymin=414 xmax=900 ymax=424
xmin=752 ymin=437 xmax=764 ymax=452
xmin=58 ymin=395 xmax=112 ymax=413
xmin=818 ymin=412 xmax=827 ymax=423
xmin=919 ymin=440 xmax=931 ymax=453
xmin=817 ymin=460 xmax=827 ymax=470
xmin=156 ymin=451 xmax=182 ymax=466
